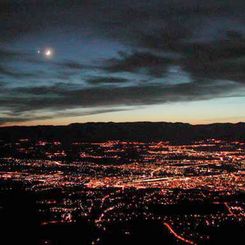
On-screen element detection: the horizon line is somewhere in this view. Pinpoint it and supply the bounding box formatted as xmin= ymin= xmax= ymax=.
xmin=1 ymin=120 xmax=244 ymax=128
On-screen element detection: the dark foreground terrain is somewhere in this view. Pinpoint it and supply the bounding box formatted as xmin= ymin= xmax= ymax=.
xmin=0 ymin=122 xmax=245 ymax=142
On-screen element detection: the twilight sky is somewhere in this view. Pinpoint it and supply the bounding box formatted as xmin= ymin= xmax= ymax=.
xmin=0 ymin=0 xmax=245 ymax=126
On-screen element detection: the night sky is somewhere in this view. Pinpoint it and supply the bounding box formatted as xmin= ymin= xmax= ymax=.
xmin=0 ymin=0 xmax=245 ymax=126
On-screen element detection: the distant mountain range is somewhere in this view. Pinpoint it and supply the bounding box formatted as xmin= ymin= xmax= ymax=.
xmin=0 ymin=122 xmax=244 ymax=142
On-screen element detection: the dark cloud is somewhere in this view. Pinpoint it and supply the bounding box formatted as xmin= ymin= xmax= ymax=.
xmin=0 ymin=115 xmax=51 ymax=125
xmin=1 ymin=1 xmax=244 ymax=43
xmin=105 ymin=52 xmax=174 ymax=77
xmin=101 ymin=31 xmax=245 ymax=83
xmin=0 ymin=65 xmax=39 ymax=79
xmin=0 ymin=48 xmax=25 ymax=60
xmin=0 ymin=79 xmax=243 ymax=116
xmin=0 ymin=47 xmax=45 ymax=80
xmin=56 ymin=61 xmax=91 ymax=70
xmin=87 ymin=76 xmax=129 ymax=85
xmin=13 ymin=82 xmax=78 ymax=95
xmin=0 ymin=81 xmax=6 ymax=87
xmin=0 ymin=107 xmax=132 ymax=125
xmin=0 ymin=0 xmax=245 ymax=124
xmin=180 ymin=34 xmax=245 ymax=83
xmin=0 ymin=48 xmax=31 ymax=65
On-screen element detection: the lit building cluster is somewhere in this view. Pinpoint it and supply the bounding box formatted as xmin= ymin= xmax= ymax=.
xmin=0 ymin=139 xmax=244 ymax=243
